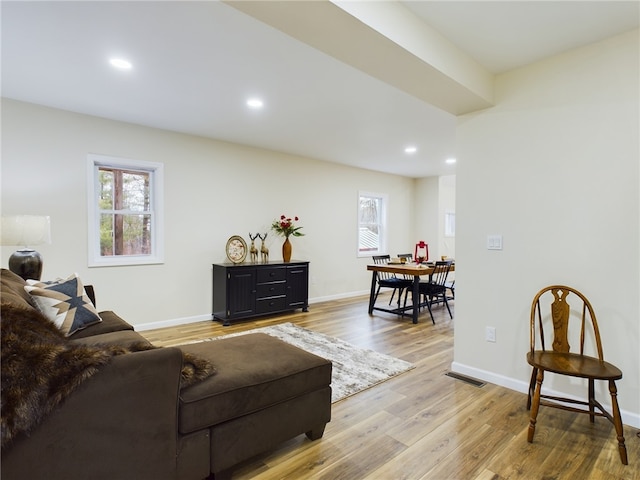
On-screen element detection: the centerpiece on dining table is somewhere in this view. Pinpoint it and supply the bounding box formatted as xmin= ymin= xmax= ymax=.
xmin=271 ymin=215 xmax=304 ymax=262
xmin=414 ymin=241 xmax=429 ymax=263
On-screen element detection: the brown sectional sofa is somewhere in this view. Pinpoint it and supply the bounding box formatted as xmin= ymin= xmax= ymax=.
xmin=0 ymin=268 xmax=332 ymax=480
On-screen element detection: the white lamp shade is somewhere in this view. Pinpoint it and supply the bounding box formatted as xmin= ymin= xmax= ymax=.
xmin=1 ymin=215 xmax=51 ymax=247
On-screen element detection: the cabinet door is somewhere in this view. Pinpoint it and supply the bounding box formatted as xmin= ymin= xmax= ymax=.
xmin=228 ymin=268 xmax=256 ymax=317
xmin=287 ymin=264 xmax=308 ymax=309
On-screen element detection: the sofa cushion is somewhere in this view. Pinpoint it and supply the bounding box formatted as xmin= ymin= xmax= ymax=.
xmin=69 ymin=311 xmax=135 ymax=339
xmin=70 ymin=329 xmax=152 ymax=349
xmin=25 ymin=273 xmax=102 ymax=336
xmin=1 ymin=268 xmax=36 ymax=309
xmin=177 ymin=333 xmax=332 ymax=435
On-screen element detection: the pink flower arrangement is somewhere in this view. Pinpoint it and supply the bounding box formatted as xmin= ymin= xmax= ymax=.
xmin=271 ymin=215 xmax=304 ymax=238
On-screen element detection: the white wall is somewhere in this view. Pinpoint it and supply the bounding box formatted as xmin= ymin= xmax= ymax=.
xmin=1 ymin=99 xmax=416 ymax=327
xmin=414 ymin=176 xmax=439 ymax=260
xmin=438 ymin=174 xmax=456 ymax=259
xmin=453 ymin=30 xmax=639 ymax=427
xmin=414 ymin=175 xmax=456 ymax=262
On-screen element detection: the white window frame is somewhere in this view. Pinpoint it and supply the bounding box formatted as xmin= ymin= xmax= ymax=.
xmin=87 ymin=154 xmax=164 ymax=267
xmin=357 ymin=191 xmax=388 ymax=257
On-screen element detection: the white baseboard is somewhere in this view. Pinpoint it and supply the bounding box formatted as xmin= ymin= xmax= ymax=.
xmin=309 ymin=290 xmax=370 ymax=303
xmin=135 ymin=290 xmax=370 ymax=332
xmin=451 ymin=361 xmax=640 ymax=429
xmin=135 ymin=313 xmax=213 ymax=331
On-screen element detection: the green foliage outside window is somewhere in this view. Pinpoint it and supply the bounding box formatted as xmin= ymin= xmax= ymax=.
xmin=98 ymin=168 xmax=151 ymax=256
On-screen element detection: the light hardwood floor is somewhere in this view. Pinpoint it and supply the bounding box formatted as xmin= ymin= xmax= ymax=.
xmin=142 ymin=294 xmax=639 ymax=480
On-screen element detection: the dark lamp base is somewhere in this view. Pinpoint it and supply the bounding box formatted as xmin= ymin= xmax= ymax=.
xmin=8 ymin=249 xmax=43 ymax=281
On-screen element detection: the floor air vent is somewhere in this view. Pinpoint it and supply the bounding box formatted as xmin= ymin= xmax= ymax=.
xmin=445 ymin=372 xmax=486 ymax=387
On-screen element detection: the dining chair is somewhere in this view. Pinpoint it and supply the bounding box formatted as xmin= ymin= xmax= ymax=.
xmin=526 ymin=285 xmax=627 ymax=465
xmin=418 ymin=261 xmax=452 ymax=324
xmin=371 ymin=255 xmax=413 ymax=309
xmin=440 ymin=257 xmax=455 ymax=300
xmin=446 ymin=279 xmax=455 ymax=300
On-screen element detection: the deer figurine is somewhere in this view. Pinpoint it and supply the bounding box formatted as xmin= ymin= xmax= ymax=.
xmin=248 ymin=233 xmax=259 ymax=263
xmin=258 ymin=233 xmax=269 ymax=263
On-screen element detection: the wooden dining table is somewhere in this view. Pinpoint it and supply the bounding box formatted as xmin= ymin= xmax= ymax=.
xmin=367 ymin=262 xmax=454 ymax=324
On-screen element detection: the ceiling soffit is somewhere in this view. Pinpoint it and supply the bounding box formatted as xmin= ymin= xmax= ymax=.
xmin=225 ymin=0 xmax=494 ymax=116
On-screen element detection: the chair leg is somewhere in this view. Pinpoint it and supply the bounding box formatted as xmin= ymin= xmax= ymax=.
xmin=400 ymin=288 xmax=410 ymax=318
xmin=527 ymin=369 xmax=544 ymax=443
xmin=425 ymin=294 xmax=435 ymax=324
xmin=588 ymin=379 xmax=595 ymax=423
xmin=526 ymin=367 xmax=537 ymax=410
xmin=608 ymin=380 xmax=628 ymax=465
xmin=396 ymin=288 xmax=405 ymax=308
xmin=373 ymin=285 xmax=382 ymax=305
xmin=442 ymin=294 xmax=452 ymax=319
xmin=388 ymin=288 xmax=396 ymax=306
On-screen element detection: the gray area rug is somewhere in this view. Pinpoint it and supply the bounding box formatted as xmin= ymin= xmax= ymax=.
xmin=183 ymin=322 xmax=414 ymax=403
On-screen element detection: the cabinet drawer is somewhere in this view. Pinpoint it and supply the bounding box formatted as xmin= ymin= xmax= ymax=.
xmin=256 ymin=296 xmax=287 ymax=314
xmin=257 ymin=267 xmax=286 ymax=284
xmin=256 ymin=282 xmax=286 ymax=298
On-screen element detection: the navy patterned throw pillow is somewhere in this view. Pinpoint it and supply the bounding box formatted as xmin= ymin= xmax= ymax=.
xmin=24 ymin=273 xmax=102 ymax=336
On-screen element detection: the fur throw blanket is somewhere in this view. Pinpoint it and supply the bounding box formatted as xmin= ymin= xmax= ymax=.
xmin=1 ymin=303 xmax=215 ymax=448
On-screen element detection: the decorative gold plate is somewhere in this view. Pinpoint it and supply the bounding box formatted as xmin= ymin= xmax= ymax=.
xmin=225 ymin=235 xmax=247 ymax=264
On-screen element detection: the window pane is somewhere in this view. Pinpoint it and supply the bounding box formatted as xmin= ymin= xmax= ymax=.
xmin=358 ymin=195 xmax=383 ymax=253
xmin=121 ymin=213 xmax=151 ymax=255
xmin=359 ymin=196 xmax=380 ymax=223
xmin=99 ymin=169 xmax=113 ymax=210
xmin=121 ymin=171 xmax=150 ymax=211
xmin=99 ymin=213 xmax=151 ymax=256
xmin=358 ymin=226 xmax=379 ymax=252
xmin=99 ymin=168 xmax=150 ymax=212
xmin=100 ymin=213 xmax=114 ymax=256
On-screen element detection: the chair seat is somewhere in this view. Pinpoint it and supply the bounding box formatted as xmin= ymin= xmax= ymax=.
xmin=379 ymin=278 xmax=413 ymax=288
xmin=527 ymin=351 xmax=622 ymax=380
xmin=419 ymin=283 xmax=446 ymax=294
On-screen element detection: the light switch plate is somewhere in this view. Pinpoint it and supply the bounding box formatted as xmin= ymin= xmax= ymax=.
xmin=487 ymin=235 xmax=503 ymax=250
xmin=485 ymin=326 xmax=496 ymax=342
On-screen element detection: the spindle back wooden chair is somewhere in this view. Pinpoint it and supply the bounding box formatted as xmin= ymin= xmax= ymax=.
xmin=418 ymin=261 xmax=452 ymax=324
xmin=526 ymin=285 xmax=627 ymax=465
xmin=371 ymin=255 xmax=412 ymax=309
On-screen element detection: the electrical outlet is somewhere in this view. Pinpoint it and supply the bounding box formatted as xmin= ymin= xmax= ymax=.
xmin=485 ymin=326 xmax=496 ymax=343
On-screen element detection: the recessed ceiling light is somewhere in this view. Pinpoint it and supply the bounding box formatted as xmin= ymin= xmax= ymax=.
xmin=246 ymin=98 xmax=264 ymax=109
xmin=404 ymin=146 xmax=417 ymax=154
xmin=109 ymin=58 xmax=132 ymax=70
xmin=446 ymin=158 xmax=457 ymax=164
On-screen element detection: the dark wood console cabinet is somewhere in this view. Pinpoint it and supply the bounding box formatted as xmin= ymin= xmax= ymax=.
xmin=212 ymin=261 xmax=309 ymax=325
